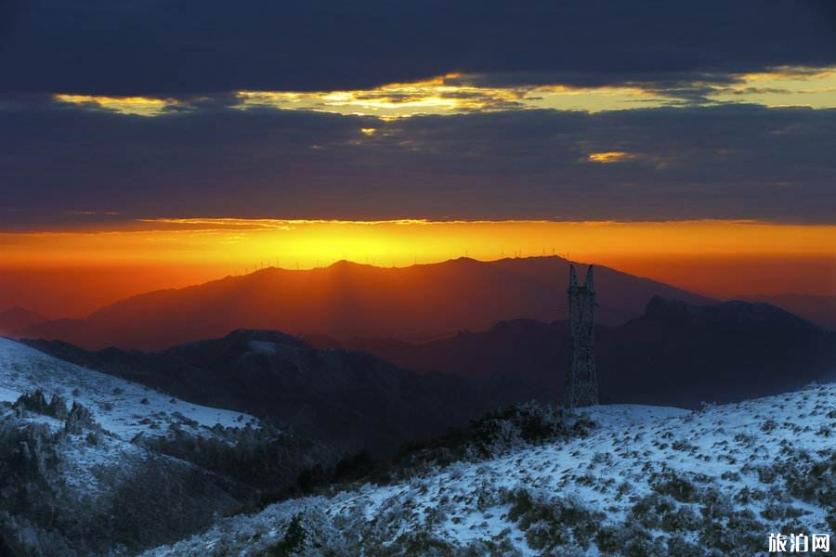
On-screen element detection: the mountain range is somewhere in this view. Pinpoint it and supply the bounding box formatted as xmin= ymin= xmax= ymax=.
xmin=5 ymin=263 xmax=835 ymax=555
xmin=739 ymin=293 xmax=836 ymax=330
xmin=26 ymin=295 xmax=836 ymax=447
xmin=317 ymin=296 xmax=836 ymax=408
xmin=15 ymin=257 xmax=711 ymax=350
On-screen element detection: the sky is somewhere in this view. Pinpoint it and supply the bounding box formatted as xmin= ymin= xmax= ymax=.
xmin=0 ymin=0 xmax=835 ymax=315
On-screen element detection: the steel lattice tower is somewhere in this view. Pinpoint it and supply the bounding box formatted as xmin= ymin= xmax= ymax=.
xmin=566 ymin=264 xmax=599 ymax=407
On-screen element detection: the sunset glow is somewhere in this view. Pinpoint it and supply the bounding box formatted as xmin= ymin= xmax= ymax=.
xmin=3 ymin=3 xmax=836 ymax=550
xmin=2 ymin=219 xmax=833 ymax=268
xmin=1 ymin=219 xmax=833 ymax=316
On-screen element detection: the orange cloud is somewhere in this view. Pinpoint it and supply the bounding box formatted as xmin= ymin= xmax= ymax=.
xmin=586 ymin=151 xmax=637 ymax=164
xmin=52 ymin=66 xmax=836 ymax=119
xmin=53 ymin=94 xmax=179 ymax=116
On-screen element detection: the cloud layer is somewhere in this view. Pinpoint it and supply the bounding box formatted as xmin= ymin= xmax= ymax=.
xmin=2 ymin=0 xmax=835 ymax=95
xmin=1 ymin=0 xmax=834 ymax=228
xmin=1 ymin=102 xmax=834 ymax=228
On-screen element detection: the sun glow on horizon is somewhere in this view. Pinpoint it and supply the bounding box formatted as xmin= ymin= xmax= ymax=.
xmin=2 ymin=219 xmax=833 ymax=270
xmin=1 ymin=219 xmax=833 ymax=316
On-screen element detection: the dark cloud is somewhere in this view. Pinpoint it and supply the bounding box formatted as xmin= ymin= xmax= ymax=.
xmin=0 ymin=0 xmax=834 ymax=95
xmin=0 ymin=101 xmax=834 ymax=228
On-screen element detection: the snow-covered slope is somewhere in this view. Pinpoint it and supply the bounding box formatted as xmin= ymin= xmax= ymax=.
xmin=0 ymin=337 xmax=258 ymax=439
xmin=0 ymin=336 xmax=270 ymax=555
xmin=145 ymin=383 xmax=835 ymax=557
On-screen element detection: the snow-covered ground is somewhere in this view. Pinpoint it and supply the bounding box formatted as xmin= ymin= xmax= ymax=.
xmin=0 ymin=337 xmax=293 ymax=555
xmin=145 ymin=382 xmax=835 ymax=557
xmin=0 ymin=337 xmax=258 ymax=440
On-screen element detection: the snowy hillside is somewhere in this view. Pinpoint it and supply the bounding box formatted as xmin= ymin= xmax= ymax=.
xmin=0 ymin=337 xmax=299 ymax=555
xmin=146 ymin=383 xmax=835 ymax=556
xmin=0 ymin=337 xmax=258 ymax=439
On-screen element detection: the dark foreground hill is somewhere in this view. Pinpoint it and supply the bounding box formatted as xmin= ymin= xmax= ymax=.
xmin=19 ymin=257 xmax=710 ymax=350
xmin=321 ymin=297 xmax=836 ymax=408
xmin=25 ymin=330 xmax=539 ymax=454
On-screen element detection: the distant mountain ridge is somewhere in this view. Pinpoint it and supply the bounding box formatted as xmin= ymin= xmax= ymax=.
xmin=319 ymin=296 xmax=836 ymax=408
xmin=25 ymin=296 xmax=836 ymax=446
xmin=18 ymin=257 xmax=711 ymax=350
xmin=0 ymin=306 xmax=44 ymax=335
xmin=738 ymin=293 xmax=836 ymax=330
xmin=24 ymin=329 xmax=541 ymax=454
